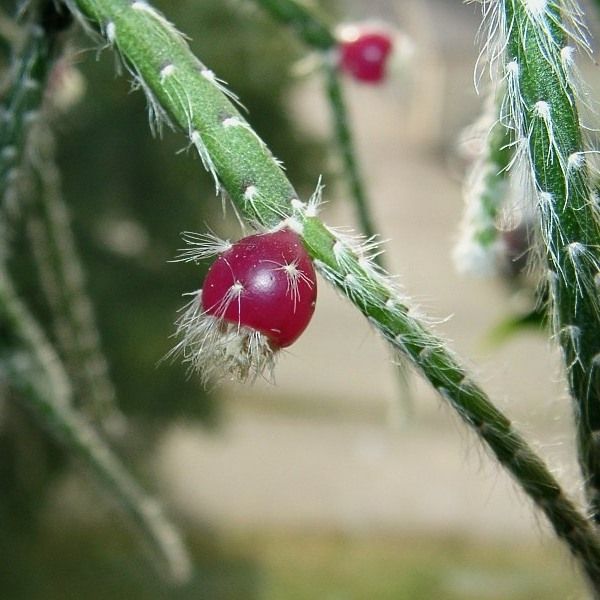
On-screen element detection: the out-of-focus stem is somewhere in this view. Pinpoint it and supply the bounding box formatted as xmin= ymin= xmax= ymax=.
xmin=0 ymin=271 xmax=192 ymax=584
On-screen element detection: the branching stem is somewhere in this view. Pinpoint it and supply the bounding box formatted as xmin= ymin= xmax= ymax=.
xmin=65 ymin=0 xmax=600 ymax=590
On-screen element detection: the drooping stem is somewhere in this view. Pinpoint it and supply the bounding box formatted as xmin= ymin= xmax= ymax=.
xmin=66 ymin=0 xmax=600 ymax=589
xmin=323 ymin=62 xmax=380 ymax=250
xmin=0 ymin=271 xmax=192 ymax=583
xmin=496 ymin=0 xmax=600 ymax=523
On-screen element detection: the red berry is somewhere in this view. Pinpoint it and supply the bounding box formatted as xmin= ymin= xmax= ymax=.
xmin=171 ymin=228 xmax=317 ymax=382
xmin=202 ymin=228 xmax=317 ymax=348
xmin=338 ymin=29 xmax=393 ymax=84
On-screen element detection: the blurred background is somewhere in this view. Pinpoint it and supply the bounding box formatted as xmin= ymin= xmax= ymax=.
xmin=1 ymin=0 xmax=598 ymax=597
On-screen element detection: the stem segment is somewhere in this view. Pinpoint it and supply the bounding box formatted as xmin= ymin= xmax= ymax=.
xmin=323 ymin=62 xmax=380 ymax=248
xmin=454 ymin=89 xmax=513 ymax=276
xmin=253 ymin=0 xmax=381 ymax=253
xmin=500 ymin=0 xmax=600 ymax=523
xmin=252 ymin=0 xmax=335 ymax=50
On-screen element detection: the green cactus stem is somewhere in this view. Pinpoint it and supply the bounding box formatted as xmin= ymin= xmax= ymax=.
xmin=63 ymin=0 xmax=600 ymax=591
xmin=253 ymin=0 xmax=381 ymax=254
xmin=322 ymin=62 xmax=381 ymax=249
xmin=493 ymin=0 xmax=600 ymax=523
xmin=252 ymin=0 xmax=335 ymax=50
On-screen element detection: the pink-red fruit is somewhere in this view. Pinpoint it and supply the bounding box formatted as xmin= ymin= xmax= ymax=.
xmin=202 ymin=228 xmax=317 ymax=348
xmin=338 ymin=28 xmax=393 ymax=84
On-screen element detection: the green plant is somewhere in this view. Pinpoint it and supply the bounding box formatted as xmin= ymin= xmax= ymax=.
xmin=4 ymin=0 xmax=600 ymax=597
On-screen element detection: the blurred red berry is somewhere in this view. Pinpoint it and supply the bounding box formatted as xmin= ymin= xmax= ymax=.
xmin=337 ymin=28 xmax=393 ymax=84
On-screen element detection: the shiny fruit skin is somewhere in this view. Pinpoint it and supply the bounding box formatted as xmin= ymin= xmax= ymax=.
xmin=201 ymin=229 xmax=317 ymax=348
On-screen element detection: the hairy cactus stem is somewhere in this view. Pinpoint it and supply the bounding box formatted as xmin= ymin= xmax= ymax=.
xmin=67 ymin=0 xmax=600 ymax=588
xmin=454 ymin=87 xmax=513 ymax=276
xmin=495 ymin=0 xmax=600 ymax=524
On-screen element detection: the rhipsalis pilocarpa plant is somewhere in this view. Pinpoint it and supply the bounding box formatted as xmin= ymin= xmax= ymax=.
xmin=61 ymin=0 xmax=600 ymax=593
xmin=469 ymin=0 xmax=600 ymax=528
